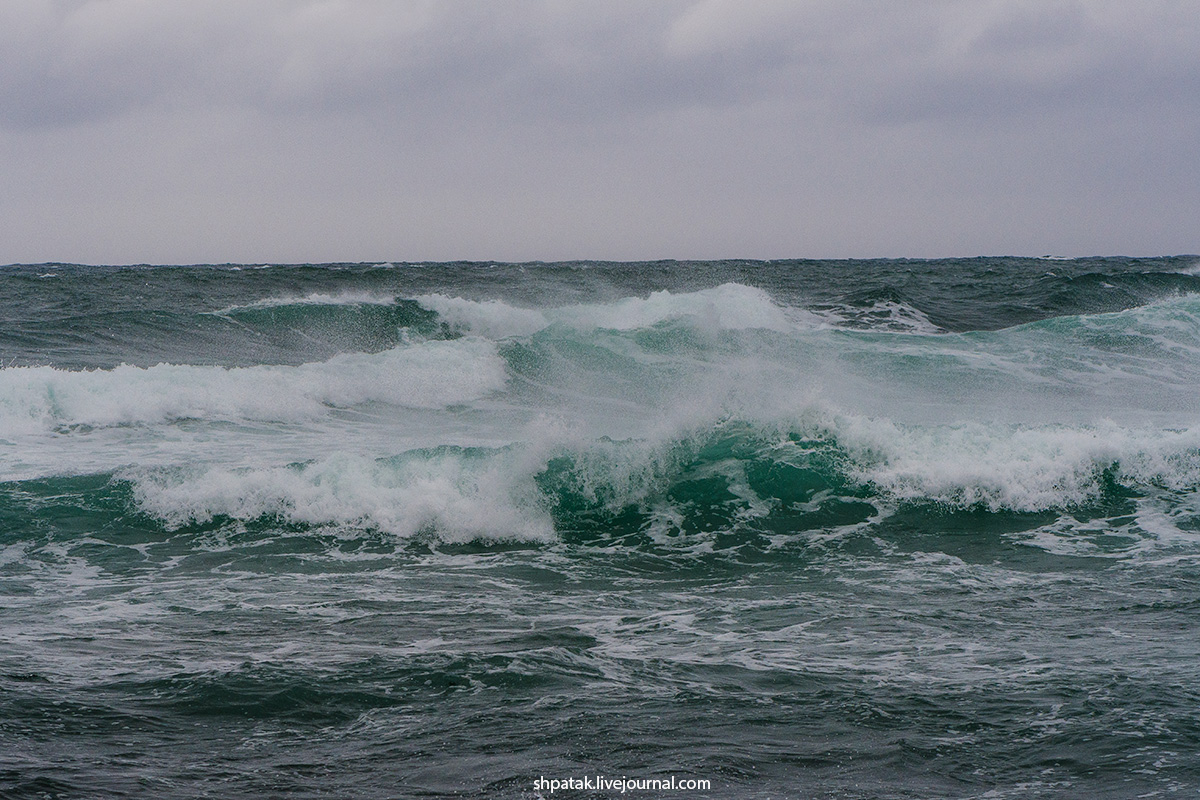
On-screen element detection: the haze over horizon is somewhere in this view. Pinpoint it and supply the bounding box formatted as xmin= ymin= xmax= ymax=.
xmin=2 ymin=0 xmax=1197 ymax=264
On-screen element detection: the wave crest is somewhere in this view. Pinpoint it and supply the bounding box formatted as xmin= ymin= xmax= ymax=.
xmin=115 ymin=416 xmax=1200 ymax=545
xmin=416 ymin=283 xmax=808 ymax=340
xmin=0 ymin=338 xmax=505 ymax=434
xmin=129 ymin=448 xmax=554 ymax=543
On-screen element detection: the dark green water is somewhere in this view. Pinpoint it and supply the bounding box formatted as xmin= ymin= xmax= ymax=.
xmin=3 ymin=258 xmax=1200 ymax=798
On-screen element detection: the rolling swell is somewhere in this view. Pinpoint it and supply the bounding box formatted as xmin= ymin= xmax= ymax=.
xmin=4 ymin=258 xmax=1199 ymax=364
xmin=4 ymin=269 xmax=1200 ymax=542
xmin=212 ymin=295 xmax=455 ymax=355
xmin=809 ymin=263 xmax=1200 ymax=333
xmin=4 ymin=282 xmax=1199 ymax=436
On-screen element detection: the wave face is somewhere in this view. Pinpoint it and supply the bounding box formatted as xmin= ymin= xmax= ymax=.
xmin=4 ymin=257 xmax=1200 ymax=799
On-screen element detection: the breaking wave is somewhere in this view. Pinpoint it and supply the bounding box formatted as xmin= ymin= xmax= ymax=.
xmin=9 ymin=415 xmax=1184 ymax=547
xmin=0 ymin=338 xmax=506 ymax=433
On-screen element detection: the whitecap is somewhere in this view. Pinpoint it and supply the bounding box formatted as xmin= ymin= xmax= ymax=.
xmin=416 ymin=283 xmax=807 ymax=340
xmin=211 ymin=291 xmax=399 ymax=315
xmin=0 ymin=338 xmax=507 ymax=435
xmin=127 ymin=449 xmax=555 ymax=543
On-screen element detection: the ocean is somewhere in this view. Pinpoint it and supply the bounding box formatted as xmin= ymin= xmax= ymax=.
xmin=3 ymin=257 xmax=1200 ymax=799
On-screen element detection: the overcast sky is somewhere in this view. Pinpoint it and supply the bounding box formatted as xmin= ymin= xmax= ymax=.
xmin=1 ymin=0 xmax=1197 ymax=264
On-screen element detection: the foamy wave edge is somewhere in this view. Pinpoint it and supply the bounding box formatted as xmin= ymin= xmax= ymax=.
xmin=416 ymin=283 xmax=823 ymax=339
xmin=0 ymin=338 xmax=506 ymax=433
xmin=121 ymin=414 xmax=1200 ymax=543
xmin=211 ymin=291 xmax=400 ymax=315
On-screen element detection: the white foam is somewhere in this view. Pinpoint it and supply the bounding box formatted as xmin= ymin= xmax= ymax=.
xmin=821 ymin=300 xmax=944 ymax=334
xmin=825 ymin=414 xmax=1200 ymax=512
xmin=415 ymin=283 xmax=803 ymax=339
xmin=212 ymin=291 xmax=399 ymax=315
xmin=129 ymin=450 xmax=554 ymax=543
xmin=563 ymin=283 xmax=795 ymax=332
xmin=414 ymin=294 xmax=548 ymax=339
xmin=0 ymin=338 xmax=506 ymax=434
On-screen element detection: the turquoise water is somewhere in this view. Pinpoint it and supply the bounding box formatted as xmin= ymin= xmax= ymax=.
xmin=3 ymin=258 xmax=1200 ymax=798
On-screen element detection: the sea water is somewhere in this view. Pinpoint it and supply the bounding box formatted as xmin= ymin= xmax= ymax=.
xmin=2 ymin=258 xmax=1200 ymax=798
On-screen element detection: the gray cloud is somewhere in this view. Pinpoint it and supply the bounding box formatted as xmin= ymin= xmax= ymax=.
xmin=23 ymin=2 xmax=810 ymax=129
xmin=0 ymin=0 xmax=1196 ymax=262
xmin=856 ymin=2 xmax=1200 ymax=126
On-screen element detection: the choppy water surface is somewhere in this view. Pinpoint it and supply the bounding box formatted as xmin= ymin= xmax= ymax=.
xmin=3 ymin=258 xmax=1200 ymax=798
